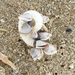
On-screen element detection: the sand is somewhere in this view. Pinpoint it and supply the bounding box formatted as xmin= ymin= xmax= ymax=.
xmin=0 ymin=0 xmax=75 ymax=75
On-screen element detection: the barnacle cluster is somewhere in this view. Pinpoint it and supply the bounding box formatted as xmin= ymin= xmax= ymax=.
xmin=18 ymin=10 xmax=57 ymax=61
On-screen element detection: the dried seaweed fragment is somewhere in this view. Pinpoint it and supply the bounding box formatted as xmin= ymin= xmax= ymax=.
xmin=0 ymin=52 xmax=16 ymax=70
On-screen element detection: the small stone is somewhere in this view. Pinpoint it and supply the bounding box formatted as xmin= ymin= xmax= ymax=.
xmin=69 ymin=64 xmax=74 ymax=69
xmin=0 ymin=19 xmax=5 ymax=23
xmin=18 ymin=39 xmax=22 ymax=42
xmin=66 ymin=28 xmax=72 ymax=32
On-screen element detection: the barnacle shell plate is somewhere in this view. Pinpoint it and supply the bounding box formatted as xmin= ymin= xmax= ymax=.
xmin=30 ymin=48 xmax=43 ymax=61
xmin=38 ymin=32 xmax=52 ymax=40
xmin=44 ymin=44 xmax=57 ymax=55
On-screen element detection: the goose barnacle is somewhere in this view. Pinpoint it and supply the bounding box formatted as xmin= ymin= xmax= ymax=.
xmin=18 ymin=10 xmax=57 ymax=61
xmin=18 ymin=10 xmax=49 ymax=46
xmin=38 ymin=32 xmax=52 ymax=40
xmin=35 ymin=40 xmax=49 ymax=48
xmin=20 ymin=22 xmax=32 ymax=34
xmin=44 ymin=44 xmax=57 ymax=55
xmin=30 ymin=48 xmax=43 ymax=61
xmin=18 ymin=10 xmax=43 ymax=33
xmin=18 ymin=10 xmax=49 ymax=33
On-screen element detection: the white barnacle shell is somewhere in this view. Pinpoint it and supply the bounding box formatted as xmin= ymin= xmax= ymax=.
xmin=35 ymin=40 xmax=49 ymax=48
xmin=30 ymin=48 xmax=43 ymax=61
xmin=38 ymin=32 xmax=52 ymax=40
xmin=44 ymin=44 xmax=57 ymax=55
xmin=18 ymin=10 xmax=43 ymax=33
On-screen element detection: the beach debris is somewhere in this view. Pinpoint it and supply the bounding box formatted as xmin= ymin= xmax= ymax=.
xmin=0 ymin=52 xmax=16 ymax=70
xmin=18 ymin=10 xmax=57 ymax=61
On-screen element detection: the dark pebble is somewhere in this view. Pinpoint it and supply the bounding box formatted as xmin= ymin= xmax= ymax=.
xmin=55 ymin=73 xmax=57 ymax=75
xmin=18 ymin=39 xmax=22 ymax=42
xmin=66 ymin=28 xmax=72 ymax=32
xmin=45 ymin=58 xmax=49 ymax=61
xmin=61 ymin=64 xmax=64 ymax=67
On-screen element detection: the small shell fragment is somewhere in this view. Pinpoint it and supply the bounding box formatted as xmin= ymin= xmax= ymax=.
xmin=18 ymin=10 xmax=44 ymax=34
xmin=44 ymin=44 xmax=57 ymax=55
xmin=42 ymin=15 xmax=49 ymax=23
xmin=20 ymin=22 xmax=32 ymax=34
xmin=35 ymin=40 xmax=48 ymax=48
xmin=18 ymin=10 xmax=57 ymax=61
xmin=30 ymin=48 xmax=43 ymax=61
xmin=38 ymin=32 xmax=52 ymax=40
